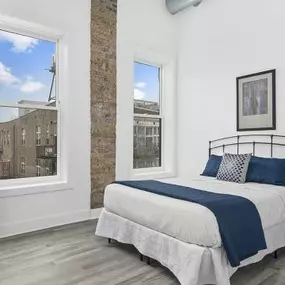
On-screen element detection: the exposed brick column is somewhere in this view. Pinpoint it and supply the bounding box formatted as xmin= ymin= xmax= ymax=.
xmin=91 ymin=0 xmax=117 ymax=208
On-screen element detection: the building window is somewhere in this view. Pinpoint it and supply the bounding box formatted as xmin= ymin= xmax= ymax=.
xmin=53 ymin=121 xmax=57 ymax=137
xmin=36 ymin=159 xmax=41 ymax=176
xmin=36 ymin=125 xmax=41 ymax=146
xmin=46 ymin=124 xmax=50 ymax=145
xmin=44 ymin=160 xmax=50 ymax=176
xmin=3 ymin=130 xmax=6 ymax=145
xmin=7 ymin=130 xmax=10 ymax=146
xmin=133 ymin=62 xmax=161 ymax=169
xmin=0 ymin=28 xmax=59 ymax=181
xmin=20 ymin=157 xmax=25 ymax=174
xmin=21 ymin=129 xmax=26 ymax=146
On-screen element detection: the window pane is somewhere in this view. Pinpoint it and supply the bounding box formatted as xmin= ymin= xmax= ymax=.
xmin=0 ymin=29 xmax=56 ymax=106
xmin=134 ymin=62 xmax=160 ymax=115
xmin=0 ymin=107 xmax=57 ymax=179
xmin=146 ymin=127 xmax=152 ymax=136
xmin=133 ymin=116 xmax=161 ymax=169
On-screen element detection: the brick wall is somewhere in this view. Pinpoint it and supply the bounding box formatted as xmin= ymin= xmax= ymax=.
xmin=91 ymin=0 xmax=117 ymax=208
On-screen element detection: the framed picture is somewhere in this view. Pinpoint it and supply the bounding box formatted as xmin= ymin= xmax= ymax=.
xmin=237 ymin=69 xmax=276 ymax=131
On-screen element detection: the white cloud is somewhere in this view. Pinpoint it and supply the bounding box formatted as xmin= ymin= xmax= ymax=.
xmin=134 ymin=88 xmax=145 ymax=100
xmin=135 ymin=82 xmax=146 ymax=89
xmin=0 ymin=61 xmax=45 ymax=96
xmin=0 ymin=62 xmax=19 ymax=85
xmin=25 ymin=75 xmax=34 ymax=81
xmin=0 ymin=30 xmax=38 ymax=53
xmin=20 ymin=80 xmax=45 ymax=93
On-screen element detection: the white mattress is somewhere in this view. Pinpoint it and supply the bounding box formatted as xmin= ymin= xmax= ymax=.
xmin=104 ymin=176 xmax=285 ymax=247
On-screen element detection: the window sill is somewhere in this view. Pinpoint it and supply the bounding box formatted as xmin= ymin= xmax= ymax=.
xmin=0 ymin=180 xmax=73 ymax=198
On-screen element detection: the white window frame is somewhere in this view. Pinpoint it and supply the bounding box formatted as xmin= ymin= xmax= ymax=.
xmin=0 ymin=15 xmax=67 ymax=195
xmin=133 ymin=80 xmax=163 ymax=170
xmin=131 ymin=48 xmax=176 ymax=179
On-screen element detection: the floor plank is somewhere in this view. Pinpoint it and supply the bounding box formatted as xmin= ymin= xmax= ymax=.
xmin=0 ymin=220 xmax=284 ymax=285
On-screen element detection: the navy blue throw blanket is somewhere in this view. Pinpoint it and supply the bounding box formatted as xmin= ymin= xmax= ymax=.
xmin=114 ymin=180 xmax=267 ymax=267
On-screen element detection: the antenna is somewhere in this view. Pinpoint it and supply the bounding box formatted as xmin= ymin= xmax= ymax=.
xmin=48 ymin=55 xmax=56 ymax=102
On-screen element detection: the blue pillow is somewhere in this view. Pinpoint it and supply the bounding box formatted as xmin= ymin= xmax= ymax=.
xmin=201 ymin=155 xmax=222 ymax=177
xmin=246 ymin=156 xmax=285 ymax=186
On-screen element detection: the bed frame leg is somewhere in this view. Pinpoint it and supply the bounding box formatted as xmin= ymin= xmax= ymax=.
xmin=108 ymin=238 xmax=112 ymax=244
xmin=147 ymin=257 xmax=151 ymax=265
xmin=274 ymin=250 xmax=278 ymax=259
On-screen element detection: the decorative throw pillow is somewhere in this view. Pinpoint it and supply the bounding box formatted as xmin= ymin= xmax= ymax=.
xmin=217 ymin=153 xmax=252 ymax=184
xmin=246 ymin=156 xmax=285 ymax=186
xmin=201 ymin=155 xmax=222 ymax=177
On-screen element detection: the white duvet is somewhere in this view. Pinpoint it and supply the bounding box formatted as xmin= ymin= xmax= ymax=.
xmin=104 ymin=176 xmax=285 ymax=248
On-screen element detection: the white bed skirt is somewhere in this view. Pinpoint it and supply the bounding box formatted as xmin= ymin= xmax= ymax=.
xmin=96 ymin=208 xmax=285 ymax=285
xmin=95 ymin=209 xmax=285 ymax=285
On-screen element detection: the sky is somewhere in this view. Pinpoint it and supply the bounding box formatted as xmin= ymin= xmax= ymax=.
xmin=0 ymin=29 xmax=56 ymax=122
xmin=134 ymin=62 xmax=160 ymax=103
xmin=0 ymin=30 xmax=159 ymax=122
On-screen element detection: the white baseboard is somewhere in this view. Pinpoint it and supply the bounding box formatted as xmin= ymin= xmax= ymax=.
xmin=0 ymin=209 xmax=91 ymax=239
xmin=90 ymin=207 xmax=102 ymax=219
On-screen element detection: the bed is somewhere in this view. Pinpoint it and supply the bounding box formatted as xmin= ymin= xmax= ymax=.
xmin=95 ymin=134 xmax=285 ymax=285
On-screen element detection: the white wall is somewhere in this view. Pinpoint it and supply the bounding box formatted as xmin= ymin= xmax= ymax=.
xmin=176 ymin=0 xmax=285 ymax=178
xmin=116 ymin=0 xmax=177 ymax=179
xmin=0 ymin=0 xmax=91 ymax=237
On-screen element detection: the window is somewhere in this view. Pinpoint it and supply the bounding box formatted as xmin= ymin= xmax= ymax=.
xmin=21 ymin=128 xmax=26 ymax=146
xmin=44 ymin=159 xmax=51 ymax=176
xmin=53 ymin=121 xmax=57 ymax=137
xmin=46 ymin=124 xmax=50 ymax=145
xmin=36 ymin=159 xmax=41 ymax=176
xmin=20 ymin=157 xmax=25 ymax=174
xmin=7 ymin=130 xmax=10 ymax=146
xmin=146 ymin=127 xmax=152 ymax=136
xmin=36 ymin=125 xmax=41 ymax=146
xmin=0 ymin=28 xmax=58 ymax=180
xmin=3 ymin=130 xmax=6 ymax=145
xmin=123 ymin=49 xmax=176 ymax=179
xmin=133 ymin=62 xmax=161 ymax=169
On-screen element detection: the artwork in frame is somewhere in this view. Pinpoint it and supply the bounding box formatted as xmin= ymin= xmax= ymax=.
xmin=237 ymin=69 xmax=276 ymax=131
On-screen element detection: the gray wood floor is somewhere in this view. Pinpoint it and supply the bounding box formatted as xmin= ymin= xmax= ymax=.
xmin=1 ymin=221 xmax=285 ymax=285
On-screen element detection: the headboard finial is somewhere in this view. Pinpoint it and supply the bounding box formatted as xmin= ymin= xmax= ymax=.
xmin=208 ymin=141 xmax=212 ymax=157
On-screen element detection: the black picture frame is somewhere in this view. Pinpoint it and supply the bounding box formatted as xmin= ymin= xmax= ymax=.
xmin=236 ymin=69 xmax=276 ymax=132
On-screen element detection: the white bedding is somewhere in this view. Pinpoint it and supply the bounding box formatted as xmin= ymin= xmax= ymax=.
xmin=104 ymin=176 xmax=285 ymax=248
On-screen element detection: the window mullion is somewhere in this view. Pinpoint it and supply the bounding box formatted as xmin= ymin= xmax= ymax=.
xmin=133 ymin=114 xmax=162 ymax=119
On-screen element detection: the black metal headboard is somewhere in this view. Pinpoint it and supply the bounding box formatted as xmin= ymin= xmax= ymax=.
xmin=209 ymin=134 xmax=285 ymax=158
